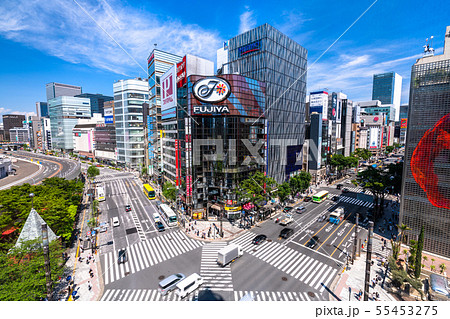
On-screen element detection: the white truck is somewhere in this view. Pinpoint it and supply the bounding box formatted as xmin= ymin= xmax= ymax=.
xmin=217 ymin=244 xmax=243 ymax=267
xmin=279 ymin=213 xmax=294 ymax=226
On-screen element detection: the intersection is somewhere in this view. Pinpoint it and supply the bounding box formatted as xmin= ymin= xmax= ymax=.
xmin=93 ymin=168 xmax=374 ymax=301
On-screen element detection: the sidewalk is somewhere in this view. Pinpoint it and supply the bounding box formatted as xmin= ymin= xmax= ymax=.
xmin=333 ymin=250 xmax=397 ymax=301
xmin=54 ymin=180 xmax=103 ymax=301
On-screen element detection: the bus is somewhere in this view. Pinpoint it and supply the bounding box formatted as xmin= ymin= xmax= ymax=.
xmin=97 ymin=186 xmax=105 ymax=202
xmin=312 ymin=190 xmax=329 ymax=203
xmin=159 ymin=204 xmax=177 ymax=227
xmin=329 ymin=207 xmax=345 ymax=224
xmin=143 ymin=184 xmax=156 ymax=200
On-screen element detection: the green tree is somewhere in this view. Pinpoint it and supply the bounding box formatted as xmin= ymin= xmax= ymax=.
xmin=0 ymin=239 xmax=66 ymax=301
xmin=237 ymin=171 xmax=277 ymax=210
xmin=289 ymin=171 xmax=311 ymax=196
xmin=87 ymin=165 xmax=100 ymax=179
xmin=162 ymin=181 xmax=176 ymax=202
xmin=439 ymin=263 xmax=447 ymax=274
xmin=414 ymin=226 xmax=425 ymax=278
xmin=352 ymin=148 xmax=372 ymax=161
xmin=385 ymin=145 xmax=395 ymax=154
xmin=277 ymin=182 xmax=291 ymax=203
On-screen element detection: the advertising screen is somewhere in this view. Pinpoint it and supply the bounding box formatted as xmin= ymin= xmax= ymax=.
xmin=369 ymin=127 xmax=379 ymax=149
xmin=176 ymin=56 xmax=187 ymax=88
xmin=401 ymin=118 xmax=408 ymax=128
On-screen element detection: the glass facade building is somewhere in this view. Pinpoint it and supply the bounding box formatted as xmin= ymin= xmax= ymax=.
xmin=225 ymin=24 xmax=307 ymax=183
xmin=182 ymin=74 xmax=266 ymax=211
xmin=46 ymin=82 xmax=82 ymax=100
xmin=47 ymin=96 xmax=91 ymax=151
xmin=113 ymin=79 xmax=149 ymax=168
xmin=75 ymin=93 xmax=113 ymax=116
xmin=400 ymin=26 xmax=450 ymax=258
xmin=147 ymin=49 xmax=181 ymax=176
xmin=372 ymin=72 xmax=402 ymax=121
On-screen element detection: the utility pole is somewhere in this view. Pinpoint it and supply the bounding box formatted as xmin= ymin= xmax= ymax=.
xmin=352 ymin=213 xmax=359 ymax=264
xmin=42 ymin=223 xmax=53 ymax=301
xmin=363 ymin=221 xmax=374 ymax=301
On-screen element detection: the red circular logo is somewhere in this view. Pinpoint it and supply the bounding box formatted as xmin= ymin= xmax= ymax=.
xmin=374 ymin=116 xmax=379 ymax=122
xmin=332 ymin=108 xmax=336 ymax=117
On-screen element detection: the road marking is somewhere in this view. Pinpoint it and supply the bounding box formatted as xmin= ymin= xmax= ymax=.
xmin=330 ymin=224 xmax=356 ymax=257
xmin=303 ymin=221 xmax=329 ymax=245
xmin=315 ymin=213 xmax=352 ymax=251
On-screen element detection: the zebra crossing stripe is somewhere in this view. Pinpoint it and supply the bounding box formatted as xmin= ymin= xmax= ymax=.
xmin=316 ymin=267 xmax=333 ymax=291
xmin=303 ymin=261 xmax=321 ymax=285
xmin=254 ymin=242 xmax=278 ymax=259
xmin=136 ymin=242 xmax=150 ymax=269
xmin=290 ymin=255 xmax=311 ymax=278
xmin=300 ymin=260 xmax=319 ymax=282
xmin=148 ymin=238 xmax=163 ymax=263
xmin=308 ymin=266 xmax=328 ymax=288
xmin=294 ymin=257 xmax=314 ymax=279
xmin=142 ymin=241 xmax=155 ymax=266
xmin=275 ymin=249 xmax=298 ymax=269
xmin=154 ymin=237 xmax=171 ymax=260
xmin=284 ymin=254 xmax=306 ymax=274
xmin=266 ymin=246 xmax=290 ymax=265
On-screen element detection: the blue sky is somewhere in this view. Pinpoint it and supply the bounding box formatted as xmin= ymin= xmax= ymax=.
xmin=0 ymin=0 xmax=448 ymax=119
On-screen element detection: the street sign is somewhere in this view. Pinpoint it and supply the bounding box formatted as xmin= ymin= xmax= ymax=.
xmin=86 ymin=231 xmax=91 ymax=236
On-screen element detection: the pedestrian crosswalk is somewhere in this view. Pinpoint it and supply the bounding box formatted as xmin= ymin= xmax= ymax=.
xmin=234 ymin=290 xmax=328 ymax=301
xmin=200 ymin=242 xmax=234 ymax=292
xmin=229 ymin=232 xmax=338 ymax=292
xmin=339 ymin=196 xmax=374 ymax=208
xmin=100 ymin=288 xmax=328 ymax=301
xmin=342 ymin=186 xmax=364 ymax=193
xmin=101 ymin=231 xmax=204 ymax=285
xmin=100 ymin=289 xmax=197 ymax=301
xmin=94 ymin=172 xmax=135 ymax=183
xmin=371 ymin=236 xmax=391 ymax=258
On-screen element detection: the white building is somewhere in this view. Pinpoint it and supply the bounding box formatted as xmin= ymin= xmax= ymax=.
xmin=72 ymin=114 xmax=104 ymax=159
xmin=113 ymin=78 xmax=148 ymax=168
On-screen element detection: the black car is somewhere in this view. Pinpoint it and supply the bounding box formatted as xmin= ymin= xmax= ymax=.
xmin=303 ymin=196 xmax=312 ymax=202
xmin=252 ymin=234 xmax=267 ymax=245
xmin=279 ymin=228 xmax=294 ymax=239
xmin=125 ymin=205 xmax=131 ymax=212
xmin=336 ymin=184 xmax=343 ymax=190
xmin=342 ymin=188 xmax=349 ymax=193
xmin=118 ymin=249 xmax=127 ymax=264
xmin=283 ymin=206 xmax=294 ymax=212
xmin=156 ymin=221 xmax=165 ymax=232
xmin=331 ymin=195 xmax=339 ymax=202
xmin=305 ymin=236 xmax=319 ymax=249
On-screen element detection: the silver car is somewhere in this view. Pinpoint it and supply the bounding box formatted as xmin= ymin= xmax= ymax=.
xmin=158 ymin=273 xmax=185 ymax=295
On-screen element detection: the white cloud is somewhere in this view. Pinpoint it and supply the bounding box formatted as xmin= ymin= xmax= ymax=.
xmin=0 ymin=0 xmax=221 ymax=76
xmin=307 ymin=48 xmax=423 ymax=103
xmin=239 ymin=6 xmax=257 ymax=34
xmin=0 ymin=108 xmax=12 ymax=115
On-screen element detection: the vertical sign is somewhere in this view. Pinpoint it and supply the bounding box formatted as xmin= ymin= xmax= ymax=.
xmin=161 ymin=65 xmax=176 ymax=111
xmin=175 ymin=139 xmax=179 ymax=186
xmin=177 ymin=56 xmax=187 ymax=88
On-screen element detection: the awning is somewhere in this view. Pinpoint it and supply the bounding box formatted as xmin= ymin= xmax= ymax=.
xmin=210 ymin=204 xmax=222 ymax=211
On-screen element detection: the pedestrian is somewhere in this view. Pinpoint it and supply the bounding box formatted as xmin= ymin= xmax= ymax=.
xmin=376 ymin=292 xmax=380 ymax=299
xmin=382 ymin=245 xmax=385 ymax=251
xmin=88 ymin=281 xmax=91 ymax=291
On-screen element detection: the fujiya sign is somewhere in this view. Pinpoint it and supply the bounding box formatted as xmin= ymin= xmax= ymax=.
xmin=193 ymin=105 xmax=230 ymax=114
xmin=193 ymin=77 xmax=231 ymax=104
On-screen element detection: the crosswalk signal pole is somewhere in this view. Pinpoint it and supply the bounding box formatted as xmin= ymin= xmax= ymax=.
xmin=363 ymin=221 xmax=374 ymax=301
xmin=352 ymin=213 xmax=359 ymax=264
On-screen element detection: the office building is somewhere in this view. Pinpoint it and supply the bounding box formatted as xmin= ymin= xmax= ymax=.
xmin=75 ymin=93 xmax=113 ymax=116
xmin=2 ymin=114 xmax=25 ymax=141
xmin=42 ymin=117 xmax=52 ymax=150
xmin=308 ymin=112 xmax=325 ymax=182
xmin=182 ymin=74 xmax=267 ymax=216
xmin=46 ymin=82 xmax=82 ymax=100
xmin=30 ymin=116 xmax=43 ymax=149
xmin=95 ymin=101 xmax=116 ymax=163
xmin=400 ymin=26 xmax=450 ymax=258
xmin=36 ymin=102 xmax=48 ymax=118
xmin=113 ymin=78 xmax=148 ymax=168
xmin=9 ymin=126 xmax=30 ymax=144
xmin=147 ymin=49 xmax=182 ymax=176
xmin=328 ymin=92 xmax=347 ymax=155
xmin=48 ymin=96 xmax=91 ymax=151
xmin=358 ymin=100 xmax=396 ymax=123
xmin=372 ymin=72 xmax=402 ymax=121
xmin=223 ymin=23 xmax=308 ymax=183
xmin=399 ymin=104 xmax=409 ymax=144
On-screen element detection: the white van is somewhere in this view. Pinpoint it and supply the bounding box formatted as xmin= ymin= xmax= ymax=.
xmin=112 ymin=217 xmax=120 ymax=227
xmin=153 ymin=212 xmax=161 ymax=223
xmin=175 ymin=273 xmax=203 ymax=299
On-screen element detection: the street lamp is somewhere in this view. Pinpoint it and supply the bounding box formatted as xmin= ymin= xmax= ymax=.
xmin=29 ymin=193 xmax=35 ymax=210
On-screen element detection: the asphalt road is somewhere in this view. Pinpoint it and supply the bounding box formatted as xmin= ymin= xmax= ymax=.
xmin=96 ymin=169 xmax=377 ymax=301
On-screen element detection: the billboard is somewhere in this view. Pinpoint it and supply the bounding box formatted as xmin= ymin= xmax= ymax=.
xmin=309 ymin=91 xmax=328 ymax=120
xmin=161 ymin=65 xmax=176 ymax=111
xmin=401 ymin=118 xmax=408 ymax=128
xmin=369 ymin=127 xmax=379 ymax=149
xmin=176 ymin=56 xmax=187 ymax=88
xmin=330 ymin=93 xmax=337 ymax=121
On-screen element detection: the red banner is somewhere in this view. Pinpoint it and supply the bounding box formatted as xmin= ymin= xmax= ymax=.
xmin=176 ymin=56 xmax=186 ymax=88
xmin=401 ymin=118 xmax=408 ymax=128
xmin=175 ymin=139 xmax=179 ymax=186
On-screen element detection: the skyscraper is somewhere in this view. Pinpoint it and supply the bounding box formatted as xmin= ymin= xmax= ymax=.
xmin=35 ymin=102 xmax=48 ymax=118
xmin=75 ymin=93 xmax=113 ymax=116
xmin=372 ymin=72 xmax=402 ymax=121
xmin=46 ymin=82 xmax=82 ymax=100
xmin=400 ymin=26 xmax=450 ymax=258
xmin=147 ymin=49 xmax=181 ymax=177
xmin=224 ymin=24 xmax=308 ymax=183
xmin=48 ymin=96 xmax=91 ymax=151
xmin=2 ymin=114 xmax=25 ymax=141
xmin=113 ymin=78 xmax=148 ymax=168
